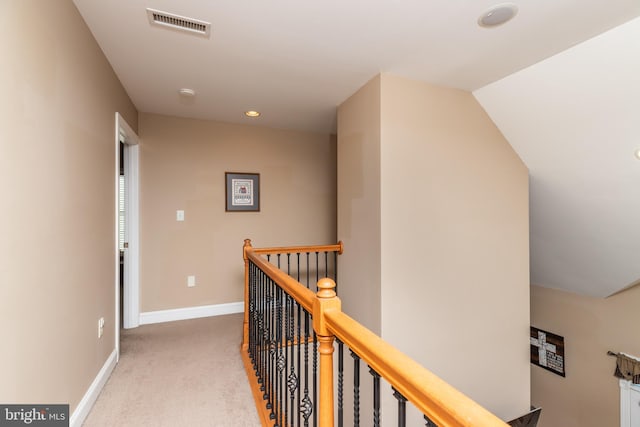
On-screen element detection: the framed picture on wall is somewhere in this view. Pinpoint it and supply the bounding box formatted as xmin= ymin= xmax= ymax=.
xmin=225 ymin=172 xmax=260 ymax=212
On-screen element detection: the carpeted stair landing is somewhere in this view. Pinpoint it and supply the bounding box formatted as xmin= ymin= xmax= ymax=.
xmin=84 ymin=313 xmax=260 ymax=427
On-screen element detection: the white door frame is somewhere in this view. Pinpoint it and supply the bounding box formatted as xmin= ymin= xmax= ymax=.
xmin=115 ymin=112 xmax=140 ymax=360
xmin=620 ymin=378 xmax=640 ymax=427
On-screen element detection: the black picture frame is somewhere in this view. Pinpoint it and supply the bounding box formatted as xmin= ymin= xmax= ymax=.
xmin=225 ymin=172 xmax=260 ymax=212
xmin=530 ymin=326 xmax=565 ymax=377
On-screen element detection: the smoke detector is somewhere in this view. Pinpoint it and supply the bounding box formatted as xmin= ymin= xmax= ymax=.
xmin=146 ymin=8 xmax=211 ymax=38
xmin=478 ymin=3 xmax=518 ymax=28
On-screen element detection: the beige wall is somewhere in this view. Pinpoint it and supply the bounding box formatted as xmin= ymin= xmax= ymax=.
xmin=531 ymin=284 xmax=640 ymax=427
xmin=138 ymin=113 xmax=336 ymax=311
xmin=337 ymin=73 xmax=530 ymax=421
xmin=379 ymin=74 xmax=530 ymax=421
xmin=0 ymin=0 xmax=137 ymax=413
xmin=336 ymin=75 xmax=382 ymax=333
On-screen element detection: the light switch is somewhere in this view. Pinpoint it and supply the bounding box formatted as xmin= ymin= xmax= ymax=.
xmin=176 ymin=210 xmax=185 ymax=221
xmin=187 ymin=275 xmax=196 ymax=287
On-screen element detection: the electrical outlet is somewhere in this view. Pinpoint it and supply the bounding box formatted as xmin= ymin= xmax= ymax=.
xmin=187 ymin=275 xmax=196 ymax=287
xmin=98 ymin=317 xmax=105 ymax=338
xmin=176 ymin=210 xmax=185 ymax=221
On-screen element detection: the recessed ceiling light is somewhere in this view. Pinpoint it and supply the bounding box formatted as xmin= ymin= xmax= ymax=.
xmin=634 ymin=148 xmax=640 ymax=160
xmin=245 ymin=110 xmax=261 ymax=118
xmin=179 ymin=88 xmax=196 ymax=97
xmin=478 ymin=3 xmax=518 ymax=28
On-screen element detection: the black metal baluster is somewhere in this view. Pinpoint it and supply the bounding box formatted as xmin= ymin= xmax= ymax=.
xmin=312 ymin=331 xmax=318 ymax=427
xmin=295 ymin=252 xmax=302 ymax=427
xmin=301 ymin=308 xmax=312 ymax=427
xmin=315 ymin=252 xmax=319 ymax=290
xmin=284 ymin=294 xmax=290 ymax=427
xmin=324 ymin=251 xmax=328 ymax=279
xmin=393 ymin=388 xmax=407 ymax=427
xmin=334 ymin=251 xmax=338 ymax=294
xmin=306 ymin=253 xmax=310 ymax=289
xmin=277 ymin=285 xmax=284 ymax=427
xmin=351 ymin=351 xmax=360 ymax=427
xmin=252 ymin=268 xmax=259 ymax=387
xmin=370 ymin=367 xmax=381 ymax=427
xmin=269 ymin=277 xmax=276 ymax=420
xmin=424 ymin=415 xmax=437 ymax=427
xmin=296 ymin=296 xmax=302 ymax=427
xmin=256 ymin=268 xmax=262 ymax=389
xmin=258 ymin=272 xmax=264 ymax=409
xmin=337 ymin=339 xmax=344 ymax=427
xmin=258 ymin=267 xmax=263 ymax=378
xmin=264 ymin=272 xmax=270 ymax=402
xmin=289 ymin=295 xmax=298 ymax=427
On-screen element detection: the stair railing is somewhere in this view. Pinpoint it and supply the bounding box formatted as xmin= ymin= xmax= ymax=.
xmin=241 ymin=239 xmax=508 ymax=427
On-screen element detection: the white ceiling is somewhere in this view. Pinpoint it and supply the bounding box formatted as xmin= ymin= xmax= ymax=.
xmin=72 ymin=0 xmax=640 ymax=296
xmin=475 ymin=16 xmax=640 ymax=297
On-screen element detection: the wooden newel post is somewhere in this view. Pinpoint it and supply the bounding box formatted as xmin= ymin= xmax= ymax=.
xmin=242 ymin=239 xmax=252 ymax=351
xmin=313 ymin=278 xmax=341 ymax=427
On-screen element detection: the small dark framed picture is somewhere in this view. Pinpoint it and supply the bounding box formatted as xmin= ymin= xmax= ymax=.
xmin=225 ymin=172 xmax=260 ymax=212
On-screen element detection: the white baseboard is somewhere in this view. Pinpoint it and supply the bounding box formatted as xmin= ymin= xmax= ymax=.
xmin=69 ymin=349 xmax=117 ymax=427
xmin=139 ymin=301 xmax=244 ymax=325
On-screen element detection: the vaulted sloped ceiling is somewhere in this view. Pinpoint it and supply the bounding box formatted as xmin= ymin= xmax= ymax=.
xmin=72 ymin=0 xmax=640 ymax=297
xmin=474 ymin=17 xmax=640 ymax=297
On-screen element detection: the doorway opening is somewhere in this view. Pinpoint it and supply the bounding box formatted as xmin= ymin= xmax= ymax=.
xmin=115 ymin=112 xmax=140 ymax=359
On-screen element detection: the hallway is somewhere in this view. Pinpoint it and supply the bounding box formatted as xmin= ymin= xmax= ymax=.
xmin=84 ymin=314 xmax=260 ymax=427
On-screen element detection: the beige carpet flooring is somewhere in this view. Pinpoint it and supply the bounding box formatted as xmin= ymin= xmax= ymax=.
xmin=84 ymin=314 xmax=260 ymax=427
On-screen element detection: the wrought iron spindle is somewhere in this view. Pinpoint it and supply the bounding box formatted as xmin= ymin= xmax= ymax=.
xmin=351 ymin=351 xmax=360 ymax=427
xmin=248 ymin=263 xmax=252 ymax=352
xmin=337 ymin=339 xmax=344 ymax=427
xmin=393 ymin=388 xmax=407 ymax=427
xmin=260 ymin=271 xmax=266 ymax=397
xmin=313 ymin=331 xmax=318 ymax=427
xmin=296 ymin=294 xmax=302 ymax=427
xmin=256 ymin=268 xmax=262 ymax=383
xmin=424 ymin=415 xmax=437 ymax=427
xmin=315 ymin=252 xmax=319 ymax=291
xmin=290 ymin=295 xmax=299 ymax=427
xmin=269 ymin=278 xmax=276 ymax=419
xmin=277 ymin=286 xmax=284 ymax=427
xmin=301 ymin=308 xmax=312 ymax=427
xmin=284 ymin=294 xmax=290 ymax=427
xmin=370 ymin=367 xmax=381 ymax=427
xmin=324 ymin=251 xmax=328 ymax=279
xmin=334 ymin=251 xmax=338 ymax=293
xmin=306 ymin=253 xmax=310 ymax=289
xmin=256 ymin=268 xmax=263 ymax=388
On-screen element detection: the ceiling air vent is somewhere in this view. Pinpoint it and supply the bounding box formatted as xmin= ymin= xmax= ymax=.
xmin=146 ymin=8 xmax=211 ymax=38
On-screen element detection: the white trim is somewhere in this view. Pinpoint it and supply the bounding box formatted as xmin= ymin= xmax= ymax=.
xmin=69 ymin=350 xmax=117 ymax=427
xmin=123 ymin=143 xmax=140 ymax=329
xmin=619 ymin=352 xmax=640 ymax=427
xmin=115 ymin=112 xmax=140 ymax=366
xmin=139 ymin=302 xmax=244 ymax=325
xmin=114 ymin=115 xmax=120 ymax=358
xmin=620 ymin=379 xmax=631 ymax=427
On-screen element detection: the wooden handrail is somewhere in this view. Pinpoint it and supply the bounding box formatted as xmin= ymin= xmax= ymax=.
xmin=324 ymin=308 xmax=509 ymax=427
xmin=243 ymin=240 xmax=316 ymax=312
xmin=241 ymin=240 xmax=509 ymax=427
xmin=250 ymin=242 xmax=344 ymax=256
